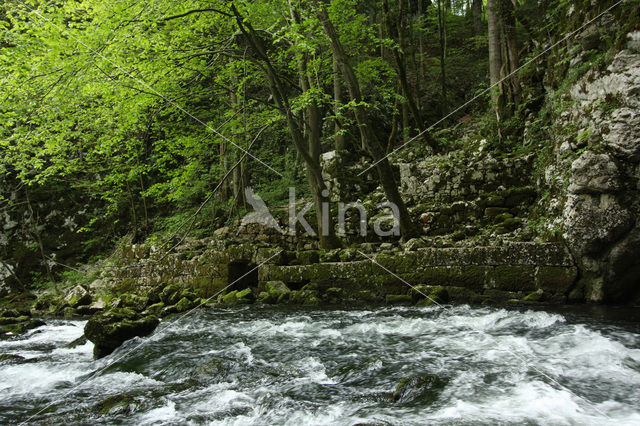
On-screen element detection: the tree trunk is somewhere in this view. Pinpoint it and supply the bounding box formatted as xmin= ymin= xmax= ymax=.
xmin=437 ymin=0 xmax=448 ymax=115
xmin=487 ymin=0 xmax=503 ymax=120
xmin=472 ymin=0 xmax=483 ymax=36
xmin=314 ymin=1 xmax=417 ymax=239
xmin=333 ymin=53 xmax=346 ymax=151
xmin=381 ymin=0 xmax=437 ymax=150
xmin=500 ymin=0 xmax=520 ymax=112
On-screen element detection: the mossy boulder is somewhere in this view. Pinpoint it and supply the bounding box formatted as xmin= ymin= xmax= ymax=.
xmin=143 ymin=302 xmax=165 ymax=316
xmin=323 ymin=287 xmax=343 ymax=304
xmin=119 ymin=294 xmax=149 ymax=311
xmin=289 ymin=283 xmax=320 ymax=305
xmin=64 ymin=285 xmax=92 ymax=308
xmin=84 ymin=309 xmax=159 ymax=359
xmin=175 ymin=297 xmax=196 ymax=312
xmin=220 ymin=290 xmax=238 ymax=306
xmin=260 ymin=281 xmax=291 ymax=303
xmin=235 ymin=288 xmax=255 ymax=304
xmin=0 ymin=315 xmax=30 ymax=325
xmin=160 ymin=283 xmax=183 ymax=305
xmin=0 ymin=318 xmax=46 ymax=337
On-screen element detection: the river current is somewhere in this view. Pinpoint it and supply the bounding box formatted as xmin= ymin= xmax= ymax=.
xmin=1 ymin=305 xmax=640 ymax=425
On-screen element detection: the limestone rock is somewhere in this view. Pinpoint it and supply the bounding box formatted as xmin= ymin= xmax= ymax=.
xmin=64 ymin=285 xmax=91 ymax=308
xmin=603 ymin=108 xmax=640 ymax=162
xmin=563 ymin=193 xmax=633 ymax=255
xmin=568 ymin=152 xmax=621 ymax=194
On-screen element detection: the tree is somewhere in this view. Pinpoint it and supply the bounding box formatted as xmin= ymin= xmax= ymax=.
xmin=313 ymin=0 xmax=418 ymax=239
xmin=487 ymin=0 xmax=520 ymax=124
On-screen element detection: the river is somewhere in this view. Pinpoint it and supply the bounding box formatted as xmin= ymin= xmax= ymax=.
xmin=1 ymin=305 xmax=640 ymax=425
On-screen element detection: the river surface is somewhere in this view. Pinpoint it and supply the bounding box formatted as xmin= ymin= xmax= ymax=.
xmin=1 ymin=305 xmax=640 ymax=425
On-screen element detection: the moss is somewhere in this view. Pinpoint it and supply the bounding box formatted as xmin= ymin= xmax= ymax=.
xmin=235 ymin=288 xmax=255 ymax=304
xmin=119 ymin=294 xmax=149 ymax=311
xmin=143 ymin=302 xmax=165 ymax=316
xmin=220 ymin=291 xmax=238 ymax=306
xmin=485 ymin=207 xmax=510 ymax=218
xmin=385 ymin=294 xmax=413 ymax=305
xmin=323 ymin=287 xmax=343 ymax=304
xmin=522 ymin=289 xmax=544 ymax=303
xmin=487 ymin=266 xmax=536 ymax=292
xmin=297 ymin=250 xmax=320 ymax=265
xmin=175 ymin=297 xmax=196 ymax=312
xmin=535 ymin=266 xmax=578 ymax=294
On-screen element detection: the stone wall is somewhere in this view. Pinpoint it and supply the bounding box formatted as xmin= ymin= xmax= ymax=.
xmin=104 ymin=241 xmax=577 ymax=305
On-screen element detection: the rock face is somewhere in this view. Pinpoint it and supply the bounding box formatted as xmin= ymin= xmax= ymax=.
xmin=552 ymin=32 xmax=640 ymax=303
xmin=84 ymin=309 xmax=159 ymax=359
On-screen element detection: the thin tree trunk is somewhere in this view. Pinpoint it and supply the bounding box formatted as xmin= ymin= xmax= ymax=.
xmin=333 ymin=53 xmax=346 ymax=151
xmin=437 ymin=0 xmax=448 ymax=115
xmin=487 ymin=0 xmax=503 ymax=120
xmin=501 ymin=0 xmax=520 ymax=111
xmin=472 ymin=0 xmax=483 ymax=36
xmin=25 ymin=190 xmax=57 ymax=291
xmin=381 ymin=0 xmax=437 ymax=150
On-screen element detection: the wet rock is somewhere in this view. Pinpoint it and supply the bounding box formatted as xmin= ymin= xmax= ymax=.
xmin=84 ymin=309 xmax=159 ymax=359
xmin=76 ymin=304 xmax=103 ymax=316
xmin=0 ymin=353 xmax=25 ymax=363
xmin=392 ymin=374 xmax=448 ymax=404
xmin=194 ymin=358 xmax=229 ymax=381
xmin=95 ymin=394 xmax=139 ymax=415
xmin=64 ymin=285 xmax=92 ymax=308
xmin=0 ymin=319 xmax=45 ymax=337
xmin=64 ymin=335 xmax=88 ymax=349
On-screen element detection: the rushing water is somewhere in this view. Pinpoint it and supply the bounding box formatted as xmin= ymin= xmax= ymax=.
xmin=1 ymin=305 xmax=640 ymax=425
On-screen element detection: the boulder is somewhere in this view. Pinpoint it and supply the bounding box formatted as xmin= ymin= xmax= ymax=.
xmin=175 ymin=297 xmax=196 ymax=312
xmin=261 ymin=281 xmax=291 ymax=303
xmin=64 ymin=285 xmax=92 ymax=308
xmin=84 ymin=309 xmax=159 ymax=359
xmin=392 ymin=374 xmax=448 ymax=404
